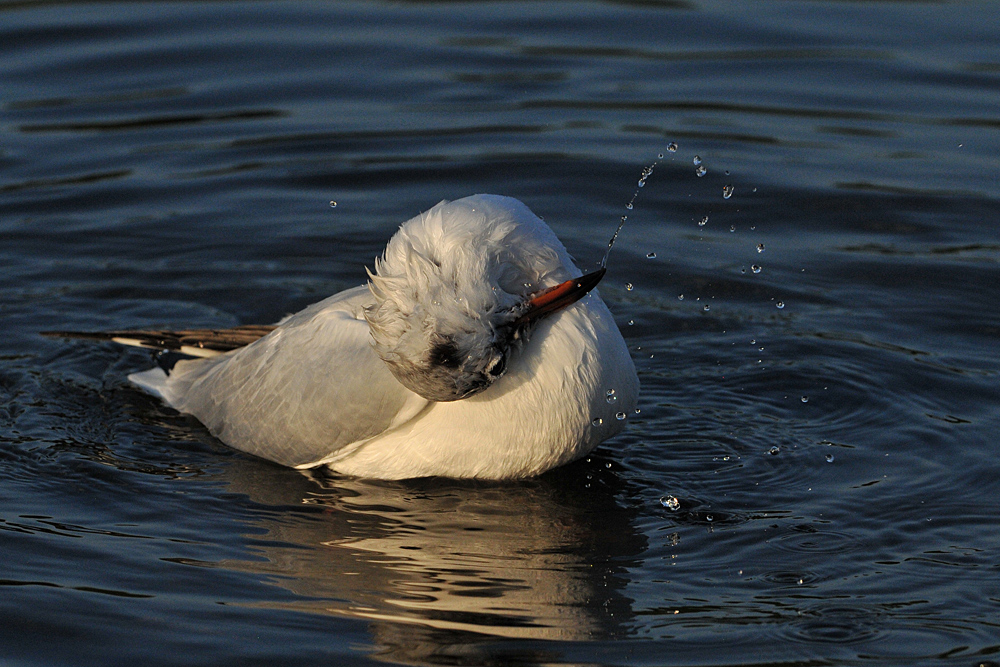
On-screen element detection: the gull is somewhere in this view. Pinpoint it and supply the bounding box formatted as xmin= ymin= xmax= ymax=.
xmin=46 ymin=195 xmax=638 ymax=479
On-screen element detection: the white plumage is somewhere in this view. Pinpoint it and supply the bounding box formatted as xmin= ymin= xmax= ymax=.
xmin=127 ymin=194 xmax=638 ymax=479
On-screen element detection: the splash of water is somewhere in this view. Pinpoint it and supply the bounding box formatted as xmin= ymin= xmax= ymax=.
xmin=601 ymin=153 xmax=664 ymax=268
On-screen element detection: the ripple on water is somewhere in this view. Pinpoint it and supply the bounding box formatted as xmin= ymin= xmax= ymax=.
xmin=768 ymin=524 xmax=861 ymax=555
xmin=783 ymin=604 xmax=886 ymax=645
xmin=760 ymin=570 xmax=822 ymax=586
xmin=667 ymin=505 xmax=748 ymax=527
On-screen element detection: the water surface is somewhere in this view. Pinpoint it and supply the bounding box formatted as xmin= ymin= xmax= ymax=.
xmin=2 ymin=1 xmax=1000 ymax=665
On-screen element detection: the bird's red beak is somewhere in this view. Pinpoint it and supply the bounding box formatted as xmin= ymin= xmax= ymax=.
xmin=515 ymin=268 xmax=606 ymax=326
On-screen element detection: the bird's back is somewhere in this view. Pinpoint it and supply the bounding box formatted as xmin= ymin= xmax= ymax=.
xmin=132 ymin=286 xmax=429 ymax=468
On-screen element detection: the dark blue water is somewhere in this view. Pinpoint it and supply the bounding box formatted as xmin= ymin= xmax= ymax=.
xmin=3 ymin=1 xmax=1000 ymax=665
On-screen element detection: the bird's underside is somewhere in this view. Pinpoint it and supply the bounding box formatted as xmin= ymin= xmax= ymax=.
xmin=42 ymin=325 xmax=276 ymax=358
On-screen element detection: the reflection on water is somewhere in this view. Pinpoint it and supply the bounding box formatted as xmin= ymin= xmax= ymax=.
xmin=218 ymin=458 xmax=643 ymax=662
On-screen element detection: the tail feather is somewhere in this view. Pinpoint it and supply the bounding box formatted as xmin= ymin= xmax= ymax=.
xmin=42 ymin=325 xmax=276 ymax=358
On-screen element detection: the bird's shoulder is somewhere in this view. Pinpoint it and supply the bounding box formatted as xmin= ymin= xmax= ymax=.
xmin=274 ymin=284 xmax=373 ymax=330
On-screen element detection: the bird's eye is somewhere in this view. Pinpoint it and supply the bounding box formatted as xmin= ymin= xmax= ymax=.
xmin=486 ymin=353 xmax=506 ymax=378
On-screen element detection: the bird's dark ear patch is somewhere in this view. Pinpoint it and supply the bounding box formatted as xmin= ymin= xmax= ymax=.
xmin=428 ymin=338 xmax=461 ymax=369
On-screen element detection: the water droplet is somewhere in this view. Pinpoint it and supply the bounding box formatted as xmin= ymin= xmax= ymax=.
xmin=605 ymin=159 xmax=655 ymax=268
xmin=660 ymin=495 xmax=680 ymax=511
xmin=616 ymin=411 xmax=626 ymax=421
xmin=703 ymin=304 xmax=710 ymax=312
xmin=751 ymin=264 xmax=762 ymax=274
xmin=657 ymin=153 xmax=664 ymax=159
xmin=706 ymin=514 xmax=714 ymax=522
xmin=693 ymin=155 xmax=702 ymax=166
xmin=750 ymin=339 xmax=755 ymax=344
xmin=768 ymin=446 xmax=781 ymax=455
xmin=606 ymin=389 xmax=618 ymax=404
xmin=592 ymin=417 xmax=603 ymax=426
xmin=606 ymin=462 xmax=612 ymax=468
xmin=626 ymin=282 xmax=633 ymax=291
xmin=776 ymin=301 xmax=785 ymax=309
xmin=677 ymin=294 xmax=684 ymax=301
xmin=826 ymin=454 xmax=835 ymax=463
xmin=801 ymin=396 xmax=809 ymax=403
xmin=695 ymin=165 xmax=707 ymax=177
xmin=722 ymin=184 xmax=734 ymax=199
xmin=329 ymin=201 xmax=338 ymax=208
xmin=646 ymin=252 xmax=657 ymax=259
xmin=627 ymin=319 xmax=634 ymax=326
xmin=730 ymin=225 xmax=736 ymax=232
xmin=667 ymin=142 xmax=678 ymax=152
xmin=698 ymin=215 xmax=709 ymax=227
xmin=634 ymin=407 xmax=641 ymax=414
xmin=757 ymin=243 xmax=765 ymax=253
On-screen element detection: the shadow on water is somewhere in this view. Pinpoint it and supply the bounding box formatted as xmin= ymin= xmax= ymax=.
xmin=215 ymin=456 xmax=646 ymax=665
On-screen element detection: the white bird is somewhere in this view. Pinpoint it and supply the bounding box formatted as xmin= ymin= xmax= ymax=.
xmin=47 ymin=195 xmax=638 ymax=479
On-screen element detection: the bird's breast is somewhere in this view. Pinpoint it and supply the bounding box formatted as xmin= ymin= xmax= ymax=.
xmin=327 ymin=293 xmax=638 ymax=479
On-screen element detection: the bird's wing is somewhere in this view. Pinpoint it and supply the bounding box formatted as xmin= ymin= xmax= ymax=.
xmin=132 ymin=286 xmax=430 ymax=468
xmin=42 ymin=325 xmax=277 ymax=357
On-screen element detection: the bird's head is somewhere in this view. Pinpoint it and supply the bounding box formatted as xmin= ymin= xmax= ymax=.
xmin=364 ymin=195 xmax=604 ymax=402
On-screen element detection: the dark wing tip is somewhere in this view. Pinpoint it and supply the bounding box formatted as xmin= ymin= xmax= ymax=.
xmin=41 ymin=325 xmax=278 ymax=355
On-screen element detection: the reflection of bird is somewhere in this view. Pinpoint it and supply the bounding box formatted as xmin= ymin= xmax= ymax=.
xmin=46 ymin=195 xmax=638 ymax=479
xmin=216 ymin=459 xmax=644 ymax=655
